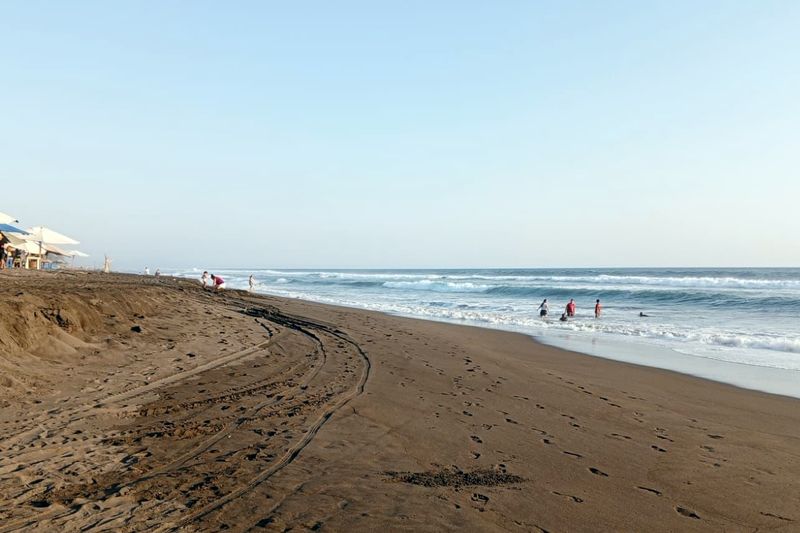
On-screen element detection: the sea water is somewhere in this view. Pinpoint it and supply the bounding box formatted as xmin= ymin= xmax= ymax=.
xmin=171 ymin=268 xmax=800 ymax=398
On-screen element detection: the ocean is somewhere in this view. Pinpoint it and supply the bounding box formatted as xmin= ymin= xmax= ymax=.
xmin=171 ymin=268 xmax=800 ymax=398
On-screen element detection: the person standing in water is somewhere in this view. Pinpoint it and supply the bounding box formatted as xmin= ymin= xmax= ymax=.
xmin=565 ymin=298 xmax=576 ymax=317
xmin=249 ymin=274 xmax=255 ymax=291
xmin=595 ymin=299 xmax=602 ymax=318
xmin=538 ymin=298 xmax=549 ymax=318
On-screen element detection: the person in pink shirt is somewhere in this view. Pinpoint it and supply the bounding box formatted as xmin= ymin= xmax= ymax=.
xmin=210 ymin=274 xmax=226 ymax=291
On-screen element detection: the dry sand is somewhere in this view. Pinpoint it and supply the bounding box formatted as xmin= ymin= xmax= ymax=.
xmin=1 ymin=271 xmax=798 ymax=532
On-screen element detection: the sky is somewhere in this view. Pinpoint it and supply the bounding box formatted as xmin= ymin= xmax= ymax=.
xmin=1 ymin=1 xmax=798 ymax=269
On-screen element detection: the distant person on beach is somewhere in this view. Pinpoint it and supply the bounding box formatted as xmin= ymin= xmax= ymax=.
xmin=201 ymin=271 xmax=210 ymax=288
xmin=210 ymin=274 xmax=226 ymax=291
xmin=538 ymin=299 xmax=549 ymax=318
xmin=144 ymin=267 xmax=150 ymax=275
xmin=566 ymin=298 xmax=576 ymax=317
xmin=155 ymin=269 xmax=161 ymax=278
xmin=595 ymin=299 xmax=602 ymax=318
xmin=559 ymin=313 xmax=568 ymax=322
xmin=249 ymin=274 xmax=255 ymax=291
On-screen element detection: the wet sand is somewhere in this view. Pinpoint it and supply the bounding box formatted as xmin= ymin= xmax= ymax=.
xmin=1 ymin=271 xmax=798 ymax=532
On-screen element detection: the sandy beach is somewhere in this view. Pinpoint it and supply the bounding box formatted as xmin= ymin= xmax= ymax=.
xmin=1 ymin=271 xmax=798 ymax=532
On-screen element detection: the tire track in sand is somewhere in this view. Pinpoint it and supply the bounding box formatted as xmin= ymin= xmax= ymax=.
xmin=0 ymin=335 xmax=281 ymax=455
xmin=154 ymin=308 xmax=371 ymax=532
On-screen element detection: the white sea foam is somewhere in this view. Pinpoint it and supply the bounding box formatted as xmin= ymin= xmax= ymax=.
xmin=383 ymin=280 xmax=493 ymax=292
xmin=205 ymin=269 xmax=800 ymax=296
xmin=168 ymin=268 xmax=800 ymax=376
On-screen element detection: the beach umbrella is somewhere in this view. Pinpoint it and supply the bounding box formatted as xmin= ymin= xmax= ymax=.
xmin=11 ymin=241 xmax=42 ymax=254
xmin=43 ymin=244 xmax=72 ymax=256
xmin=3 ymin=232 xmax=29 ymax=247
xmin=26 ymin=226 xmax=79 ymax=245
xmin=0 ymin=223 xmax=26 ymax=234
xmin=65 ymin=249 xmax=89 ymax=267
xmin=0 ymin=212 xmax=18 ymax=224
xmin=25 ymin=226 xmax=79 ymax=269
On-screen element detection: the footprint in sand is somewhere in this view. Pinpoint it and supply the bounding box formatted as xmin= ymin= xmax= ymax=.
xmin=637 ymin=486 xmax=662 ymax=496
xmin=470 ymin=435 xmax=483 ymax=444
xmin=589 ymin=467 xmax=608 ymax=477
xmin=676 ymin=506 xmax=701 ymax=519
xmin=553 ymin=491 xmax=583 ymax=503
xmin=760 ymin=512 xmax=794 ymax=523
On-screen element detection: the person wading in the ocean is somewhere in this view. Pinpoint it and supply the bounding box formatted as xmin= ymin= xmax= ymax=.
xmin=538 ymin=299 xmax=549 ymax=318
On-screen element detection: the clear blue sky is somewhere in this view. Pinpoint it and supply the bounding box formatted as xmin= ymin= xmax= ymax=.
xmin=2 ymin=1 xmax=798 ymax=269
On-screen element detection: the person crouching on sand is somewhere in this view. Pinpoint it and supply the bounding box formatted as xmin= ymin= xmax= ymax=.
xmin=210 ymin=274 xmax=226 ymax=291
xmin=201 ymin=271 xmax=210 ymax=288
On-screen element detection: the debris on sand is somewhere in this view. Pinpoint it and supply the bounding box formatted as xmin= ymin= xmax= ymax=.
xmin=383 ymin=467 xmax=524 ymax=488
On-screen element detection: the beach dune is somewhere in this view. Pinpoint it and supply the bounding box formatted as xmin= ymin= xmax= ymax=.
xmin=0 ymin=271 xmax=798 ymax=532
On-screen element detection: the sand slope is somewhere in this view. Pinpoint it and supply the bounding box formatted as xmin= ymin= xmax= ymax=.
xmin=1 ymin=271 xmax=798 ymax=532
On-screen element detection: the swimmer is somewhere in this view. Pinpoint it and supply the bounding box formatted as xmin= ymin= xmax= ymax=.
xmin=538 ymin=299 xmax=549 ymax=318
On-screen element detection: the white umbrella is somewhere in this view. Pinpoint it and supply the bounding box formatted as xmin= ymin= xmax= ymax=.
xmin=64 ymin=249 xmax=90 ymax=268
xmin=25 ymin=226 xmax=79 ymax=269
xmin=0 ymin=211 xmax=18 ymax=224
xmin=12 ymin=241 xmax=42 ymax=254
xmin=3 ymin=232 xmax=29 ymax=246
xmin=26 ymin=226 xmax=79 ymax=245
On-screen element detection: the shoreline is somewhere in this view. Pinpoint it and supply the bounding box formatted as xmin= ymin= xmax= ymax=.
xmin=1 ymin=270 xmax=799 ymax=531
xmin=225 ymin=278 xmax=800 ymax=401
xmin=293 ymin=295 xmax=800 ymax=402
